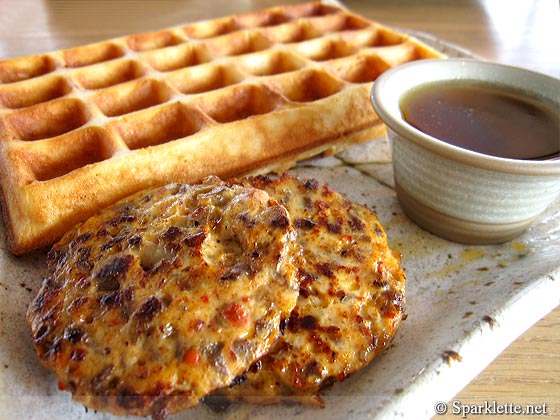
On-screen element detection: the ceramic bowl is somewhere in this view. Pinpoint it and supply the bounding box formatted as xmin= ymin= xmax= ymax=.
xmin=371 ymin=58 xmax=560 ymax=244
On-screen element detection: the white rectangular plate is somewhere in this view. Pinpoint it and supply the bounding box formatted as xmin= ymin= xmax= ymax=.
xmin=0 ymin=32 xmax=558 ymax=420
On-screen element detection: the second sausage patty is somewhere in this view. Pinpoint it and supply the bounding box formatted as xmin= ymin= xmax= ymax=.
xmin=218 ymin=174 xmax=406 ymax=405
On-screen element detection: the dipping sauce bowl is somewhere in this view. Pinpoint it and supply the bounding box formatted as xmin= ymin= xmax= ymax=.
xmin=371 ymin=58 xmax=560 ymax=244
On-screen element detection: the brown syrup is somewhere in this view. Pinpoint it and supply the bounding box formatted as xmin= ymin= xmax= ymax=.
xmin=400 ymin=81 xmax=560 ymax=160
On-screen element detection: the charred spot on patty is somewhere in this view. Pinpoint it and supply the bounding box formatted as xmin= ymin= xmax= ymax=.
xmin=220 ymin=263 xmax=249 ymax=281
xmin=349 ymin=215 xmax=366 ymax=232
xmin=303 ymin=178 xmax=319 ymax=190
xmin=95 ymin=254 xmax=134 ymax=291
xmin=135 ymin=297 xmax=163 ymax=323
xmin=161 ymin=226 xmax=182 ymax=241
xmin=294 ymin=218 xmax=317 ymax=229
xmin=64 ymin=327 xmax=84 ymax=344
xmin=270 ymin=211 xmax=289 ymax=228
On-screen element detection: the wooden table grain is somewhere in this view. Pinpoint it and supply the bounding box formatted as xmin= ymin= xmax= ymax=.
xmin=1 ymin=1 xmax=558 ymax=418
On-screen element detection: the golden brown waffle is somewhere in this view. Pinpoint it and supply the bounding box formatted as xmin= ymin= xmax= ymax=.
xmin=0 ymin=1 xmax=444 ymax=255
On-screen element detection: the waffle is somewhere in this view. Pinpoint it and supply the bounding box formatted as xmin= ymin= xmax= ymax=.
xmin=0 ymin=1 xmax=444 ymax=255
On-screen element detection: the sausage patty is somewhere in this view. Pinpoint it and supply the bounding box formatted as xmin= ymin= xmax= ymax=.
xmin=216 ymin=174 xmax=406 ymax=405
xmin=26 ymin=177 xmax=300 ymax=419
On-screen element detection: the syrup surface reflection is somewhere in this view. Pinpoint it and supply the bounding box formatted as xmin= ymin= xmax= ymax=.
xmin=400 ymin=81 xmax=560 ymax=160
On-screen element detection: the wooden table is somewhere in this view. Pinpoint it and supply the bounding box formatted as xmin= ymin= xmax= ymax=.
xmin=1 ymin=1 xmax=558 ymax=418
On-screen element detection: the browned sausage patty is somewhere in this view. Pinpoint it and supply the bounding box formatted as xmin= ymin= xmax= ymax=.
xmin=217 ymin=174 xmax=406 ymax=405
xmin=26 ymin=177 xmax=300 ymax=419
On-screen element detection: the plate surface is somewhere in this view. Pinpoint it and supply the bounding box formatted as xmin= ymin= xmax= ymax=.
xmin=1 ymin=33 xmax=559 ymax=420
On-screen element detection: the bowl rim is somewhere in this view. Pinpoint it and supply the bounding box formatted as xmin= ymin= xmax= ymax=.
xmin=370 ymin=58 xmax=560 ymax=176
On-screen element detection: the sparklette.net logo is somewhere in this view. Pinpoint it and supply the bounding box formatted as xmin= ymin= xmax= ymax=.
xmin=434 ymin=400 xmax=548 ymax=417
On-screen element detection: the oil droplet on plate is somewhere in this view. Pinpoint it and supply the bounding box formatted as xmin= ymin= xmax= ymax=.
xmin=460 ymin=248 xmax=485 ymax=262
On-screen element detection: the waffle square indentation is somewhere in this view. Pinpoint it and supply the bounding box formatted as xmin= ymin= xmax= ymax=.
xmin=126 ymin=30 xmax=183 ymax=52
xmin=28 ymin=127 xmax=116 ymax=181
xmin=193 ymin=84 xmax=284 ymax=123
xmin=280 ymin=2 xmax=340 ymax=19
xmin=0 ymin=75 xmax=71 ymax=109
xmin=203 ymin=31 xmax=272 ymax=58
xmin=340 ymin=27 xmax=406 ymax=49
xmin=234 ymin=9 xmax=291 ymax=29
xmin=109 ymin=102 xmax=207 ymax=150
xmin=63 ymin=42 xmax=124 ymax=68
xmin=0 ymin=54 xmax=56 ymax=84
xmin=262 ymin=21 xmax=322 ymax=44
xmin=309 ymin=13 xmax=371 ymax=34
xmin=183 ymin=17 xmax=240 ymax=40
xmin=326 ymin=54 xmax=392 ymax=83
xmin=73 ymin=59 xmax=146 ymax=90
xmin=266 ymin=69 xmax=344 ymax=103
xmin=295 ymin=37 xmax=357 ymax=61
xmin=166 ymin=64 xmax=245 ymax=95
xmin=2 ymin=98 xmax=89 ymax=141
xmin=238 ymin=50 xmax=306 ymax=76
xmin=142 ymin=43 xmax=212 ymax=72
xmin=93 ymin=79 xmax=173 ymax=117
